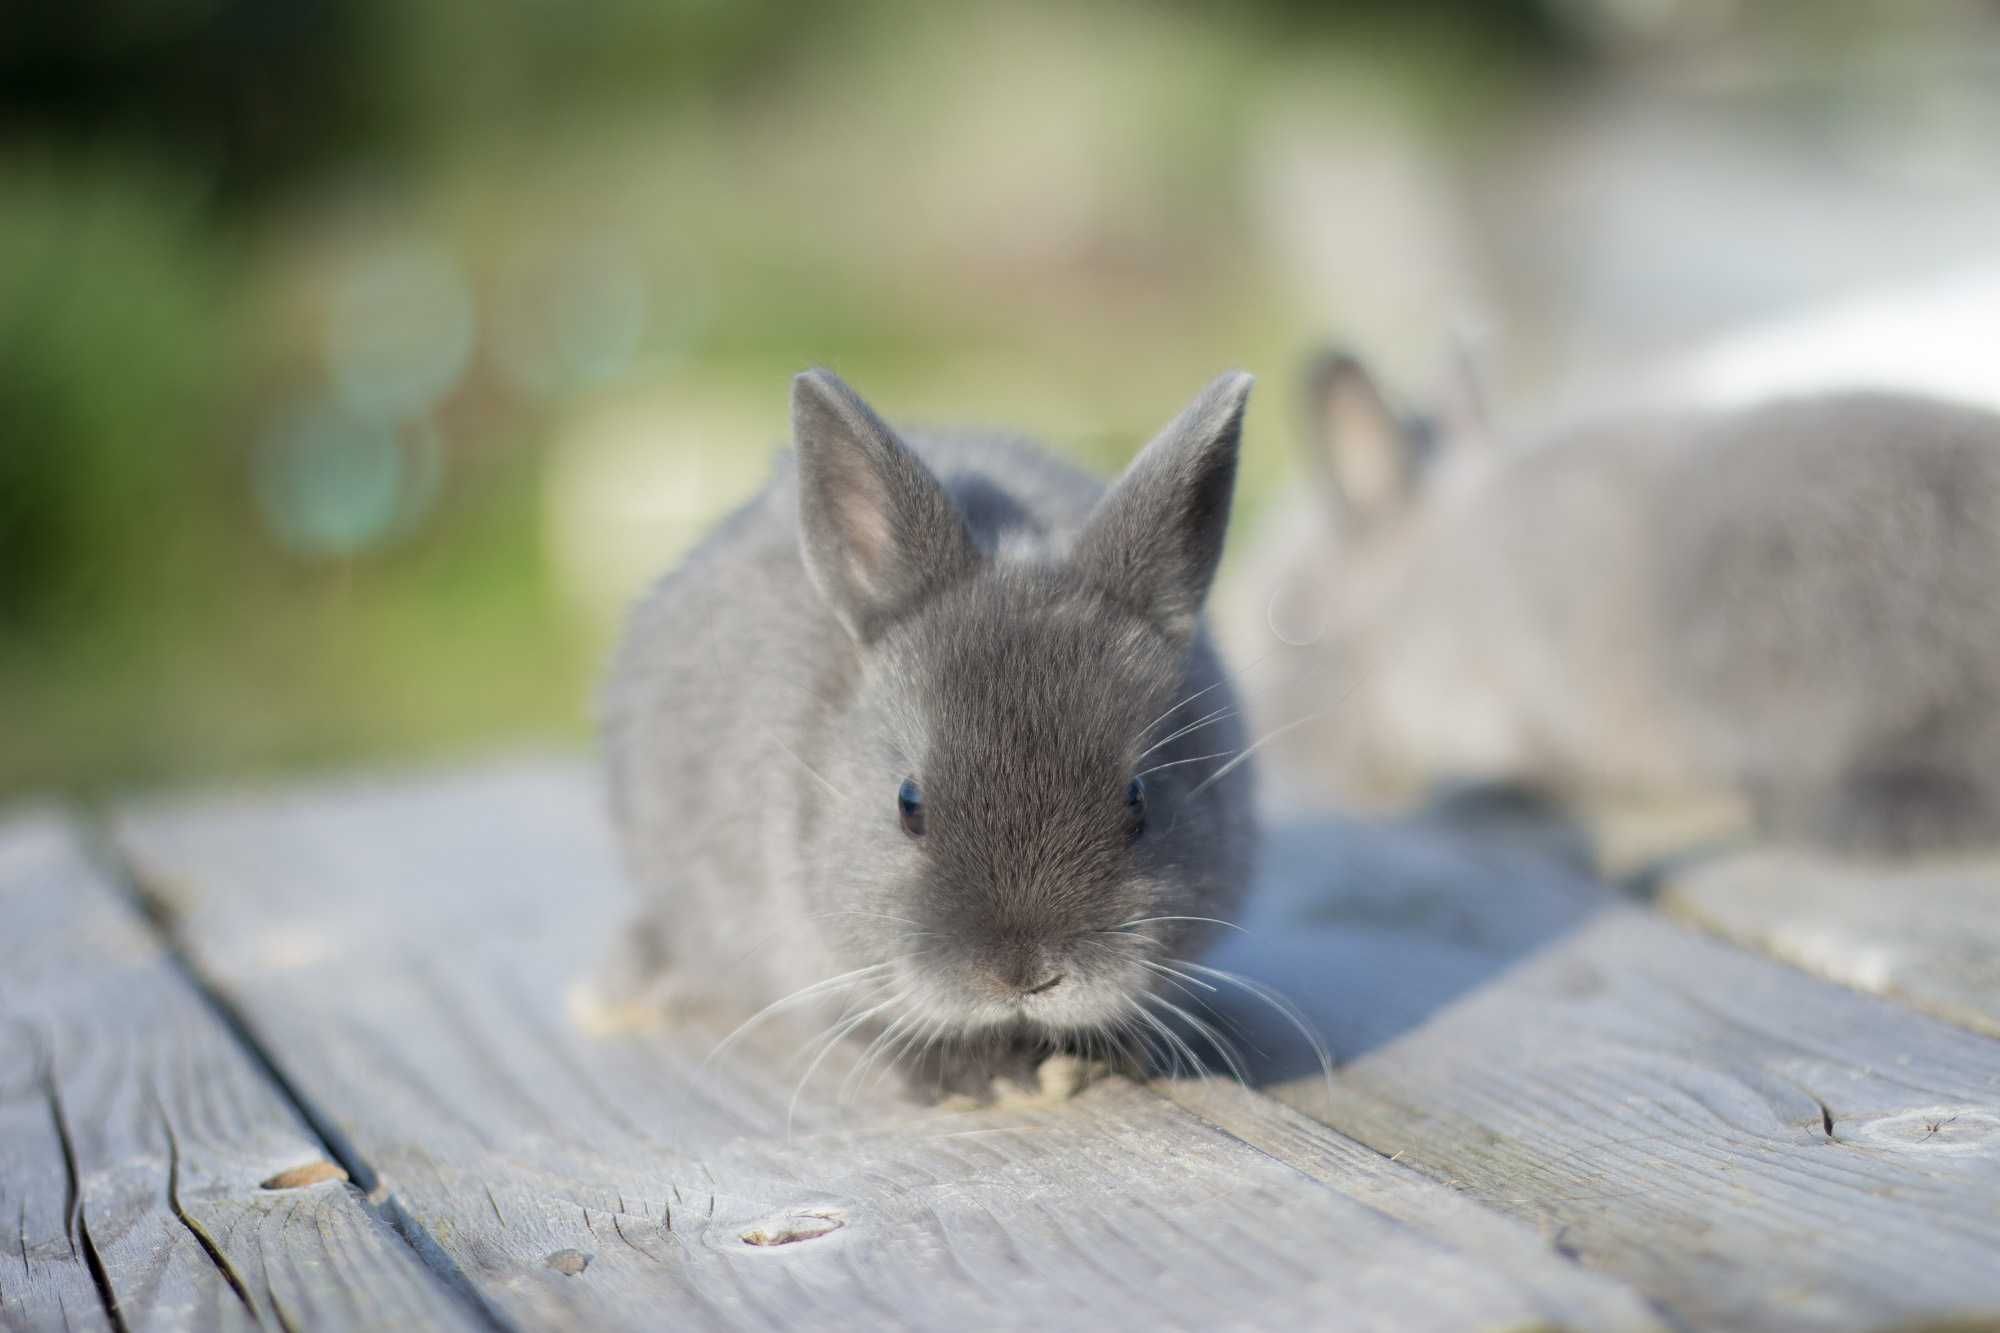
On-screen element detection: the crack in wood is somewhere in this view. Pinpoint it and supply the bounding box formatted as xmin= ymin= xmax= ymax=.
xmin=43 ymin=1056 xmax=128 ymax=1333
xmin=610 ymin=1212 xmax=655 ymax=1263
xmin=157 ymin=1085 xmax=264 ymax=1325
xmin=255 ymin=1230 xmax=304 ymax=1333
xmin=79 ymin=823 xmax=523 ymax=1333
xmin=266 ymin=1286 xmax=303 ymax=1333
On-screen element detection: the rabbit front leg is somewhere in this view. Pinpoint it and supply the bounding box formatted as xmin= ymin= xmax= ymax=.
xmin=902 ymin=1035 xmax=1128 ymax=1106
xmin=568 ymin=910 xmax=701 ymax=1036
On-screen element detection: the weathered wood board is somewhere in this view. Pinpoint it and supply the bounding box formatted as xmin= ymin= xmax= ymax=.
xmin=1661 ymin=846 xmax=2000 ymax=1039
xmin=0 ymin=821 xmax=110 ymax=1332
xmin=0 ymin=811 xmax=477 ymax=1333
xmin=1218 ymin=819 xmax=2000 ymax=1332
xmin=113 ymin=758 xmax=1664 ymax=1332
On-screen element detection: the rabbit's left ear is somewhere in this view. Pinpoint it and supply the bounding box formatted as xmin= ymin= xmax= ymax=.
xmin=1073 ymin=372 xmax=1252 ymax=646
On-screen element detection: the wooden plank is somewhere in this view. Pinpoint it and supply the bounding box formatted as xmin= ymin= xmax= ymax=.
xmin=0 ymin=810 xmax=480 ymax=1333
xmin=113 ymin=758 xmax=1666 ymax=1332
xmin=1577 ymin=793 xmax=1751 ymax=882
xmin=0 ymin=906 xmax=111 ymax=1333
xmin=1215 ymin=818 xmax=2000 ymax=1332
xmin=1659 ymin=846 xmax=2000 ymax=1039
xmin=1156 ymin=1076 xmax=1663 ymax=1304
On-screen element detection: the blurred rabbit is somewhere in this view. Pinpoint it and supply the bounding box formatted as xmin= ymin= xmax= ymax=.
xmin=1225 ymin=349 xmax=2000 ymax=856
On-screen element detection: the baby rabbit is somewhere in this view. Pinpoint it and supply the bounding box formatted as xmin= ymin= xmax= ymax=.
xmin=1228 ymin=349 xmax=2000 ymax=857
xmin=602 ymin=369 xmax=1259 ymax=1099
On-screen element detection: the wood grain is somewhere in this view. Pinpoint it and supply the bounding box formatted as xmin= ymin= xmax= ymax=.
xmin=1226 ymin=819 xmax=2000 ymax=1332
xmin=1660 ymin=845 xmax=2000 ymax=1038
xmin=0 ymin=810 xmax=478 ymax=1333
xmin=113 ymin=757 xmax=1664 ymax=1332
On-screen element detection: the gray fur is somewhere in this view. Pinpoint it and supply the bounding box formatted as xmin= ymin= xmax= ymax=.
xmin=602 ymin=370 xmax=1259 ymax=1096
xmin=1226 ymin=351 xmax=2000 ymax=856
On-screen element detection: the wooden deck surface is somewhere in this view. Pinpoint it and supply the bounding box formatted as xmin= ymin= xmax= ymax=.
xmin=5 ymin=755 xmax=2000 ymax=1331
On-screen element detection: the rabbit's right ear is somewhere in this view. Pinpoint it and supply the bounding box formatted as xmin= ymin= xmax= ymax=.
xmin=1304 ymin=349 xmax=1419 ymax=527
xmin=793 ymin=369 xmax=979 ymax=643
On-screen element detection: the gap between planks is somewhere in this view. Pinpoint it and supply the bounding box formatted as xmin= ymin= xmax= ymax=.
xmin=1657 ymin=844 xmax=2000 ymax=1042
xmin=79 ymin=819 xmax=525 ymax=1333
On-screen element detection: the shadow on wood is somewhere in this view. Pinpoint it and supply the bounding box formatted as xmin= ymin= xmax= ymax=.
xmin=1204 ymin=796 xmax=1617 ymax=1080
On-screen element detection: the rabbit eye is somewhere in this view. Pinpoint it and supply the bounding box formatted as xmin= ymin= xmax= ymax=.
xmin=1125 ymin=776 xmax=1148 ymax=841
xmin=897 ymin=777 xmax=925 ymax=837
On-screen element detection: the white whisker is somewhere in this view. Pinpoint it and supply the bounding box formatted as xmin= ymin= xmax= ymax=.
xmin=1178 ymin=713 xmax=1326 ymax=807
xmin=1134 ymin=749 xmax=1237 ymax=781
xmin=1135 ymin=963 xmax=1221 ymax=1019
xmin=889 ymin=1010 xmax=949 ymax=1092
xmin=1115 ymin=950 xmax=1265 ymax=1054
xmin=1175 ymin=961 xmax=1335 ymax=1091
xmin=1136 ymin=706 xmax=1237 ymax=762
xmin=1130 ymin=1001 xmax=1204 ymax=1080
xmin=704 ymin=962 xmax=894 ymax=1064
xmin=1264 ymin=584 xmax=1327 ymax=648
xmin=1114 ymin=1017 xmax=1152 ymax=1077
xmin=787 ymin=980 xmax=893 ymax=1070
xmin=788 ymin=990 xmax=906 ymax=1137
xmin=1135 ymin=675 xmax=1232 ymax=744
xmin=765 ymin=729 xmax=842 ymax=799
xmin=841 ymin=1009 xmax=915 ymax=1103
xmin=1134 ymin=957 xmax=1219 ymax=994
xmin=1116 ymin=914 xmax=1247 ymax=935
xmin=1141 ymin=991 xmax=1251 ymax=1085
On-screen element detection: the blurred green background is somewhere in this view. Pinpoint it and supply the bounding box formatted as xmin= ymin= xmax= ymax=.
xmin=5 ymin=0 xmax=1994 ymax=798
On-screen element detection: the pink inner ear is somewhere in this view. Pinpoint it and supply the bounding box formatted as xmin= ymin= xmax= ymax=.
xmin=837 ymin=480 xmax=895 ymax=594
xmin=1328 ymin=391 xmax=1401 ymax=512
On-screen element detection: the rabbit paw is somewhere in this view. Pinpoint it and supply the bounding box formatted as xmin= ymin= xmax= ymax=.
xmin=567 ymin=914 xmax=686 ymax=1036
xmin=910 ymin=1046 xmax=1116 ymax=1107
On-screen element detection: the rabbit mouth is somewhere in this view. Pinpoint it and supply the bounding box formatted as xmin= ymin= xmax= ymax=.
xmin=925 ymin=966 xmax=1152 ymax=1039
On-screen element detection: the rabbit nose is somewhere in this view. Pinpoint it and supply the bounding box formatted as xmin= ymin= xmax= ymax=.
xmin=991 ymin=943 xmax=1061 ymax=997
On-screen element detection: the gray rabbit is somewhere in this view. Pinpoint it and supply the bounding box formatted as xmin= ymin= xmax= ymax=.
xmin=1227 ymin=350 xmax=2000 ymax=857
xmin=601 ymin=369 xmax=1259 ymax=1099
